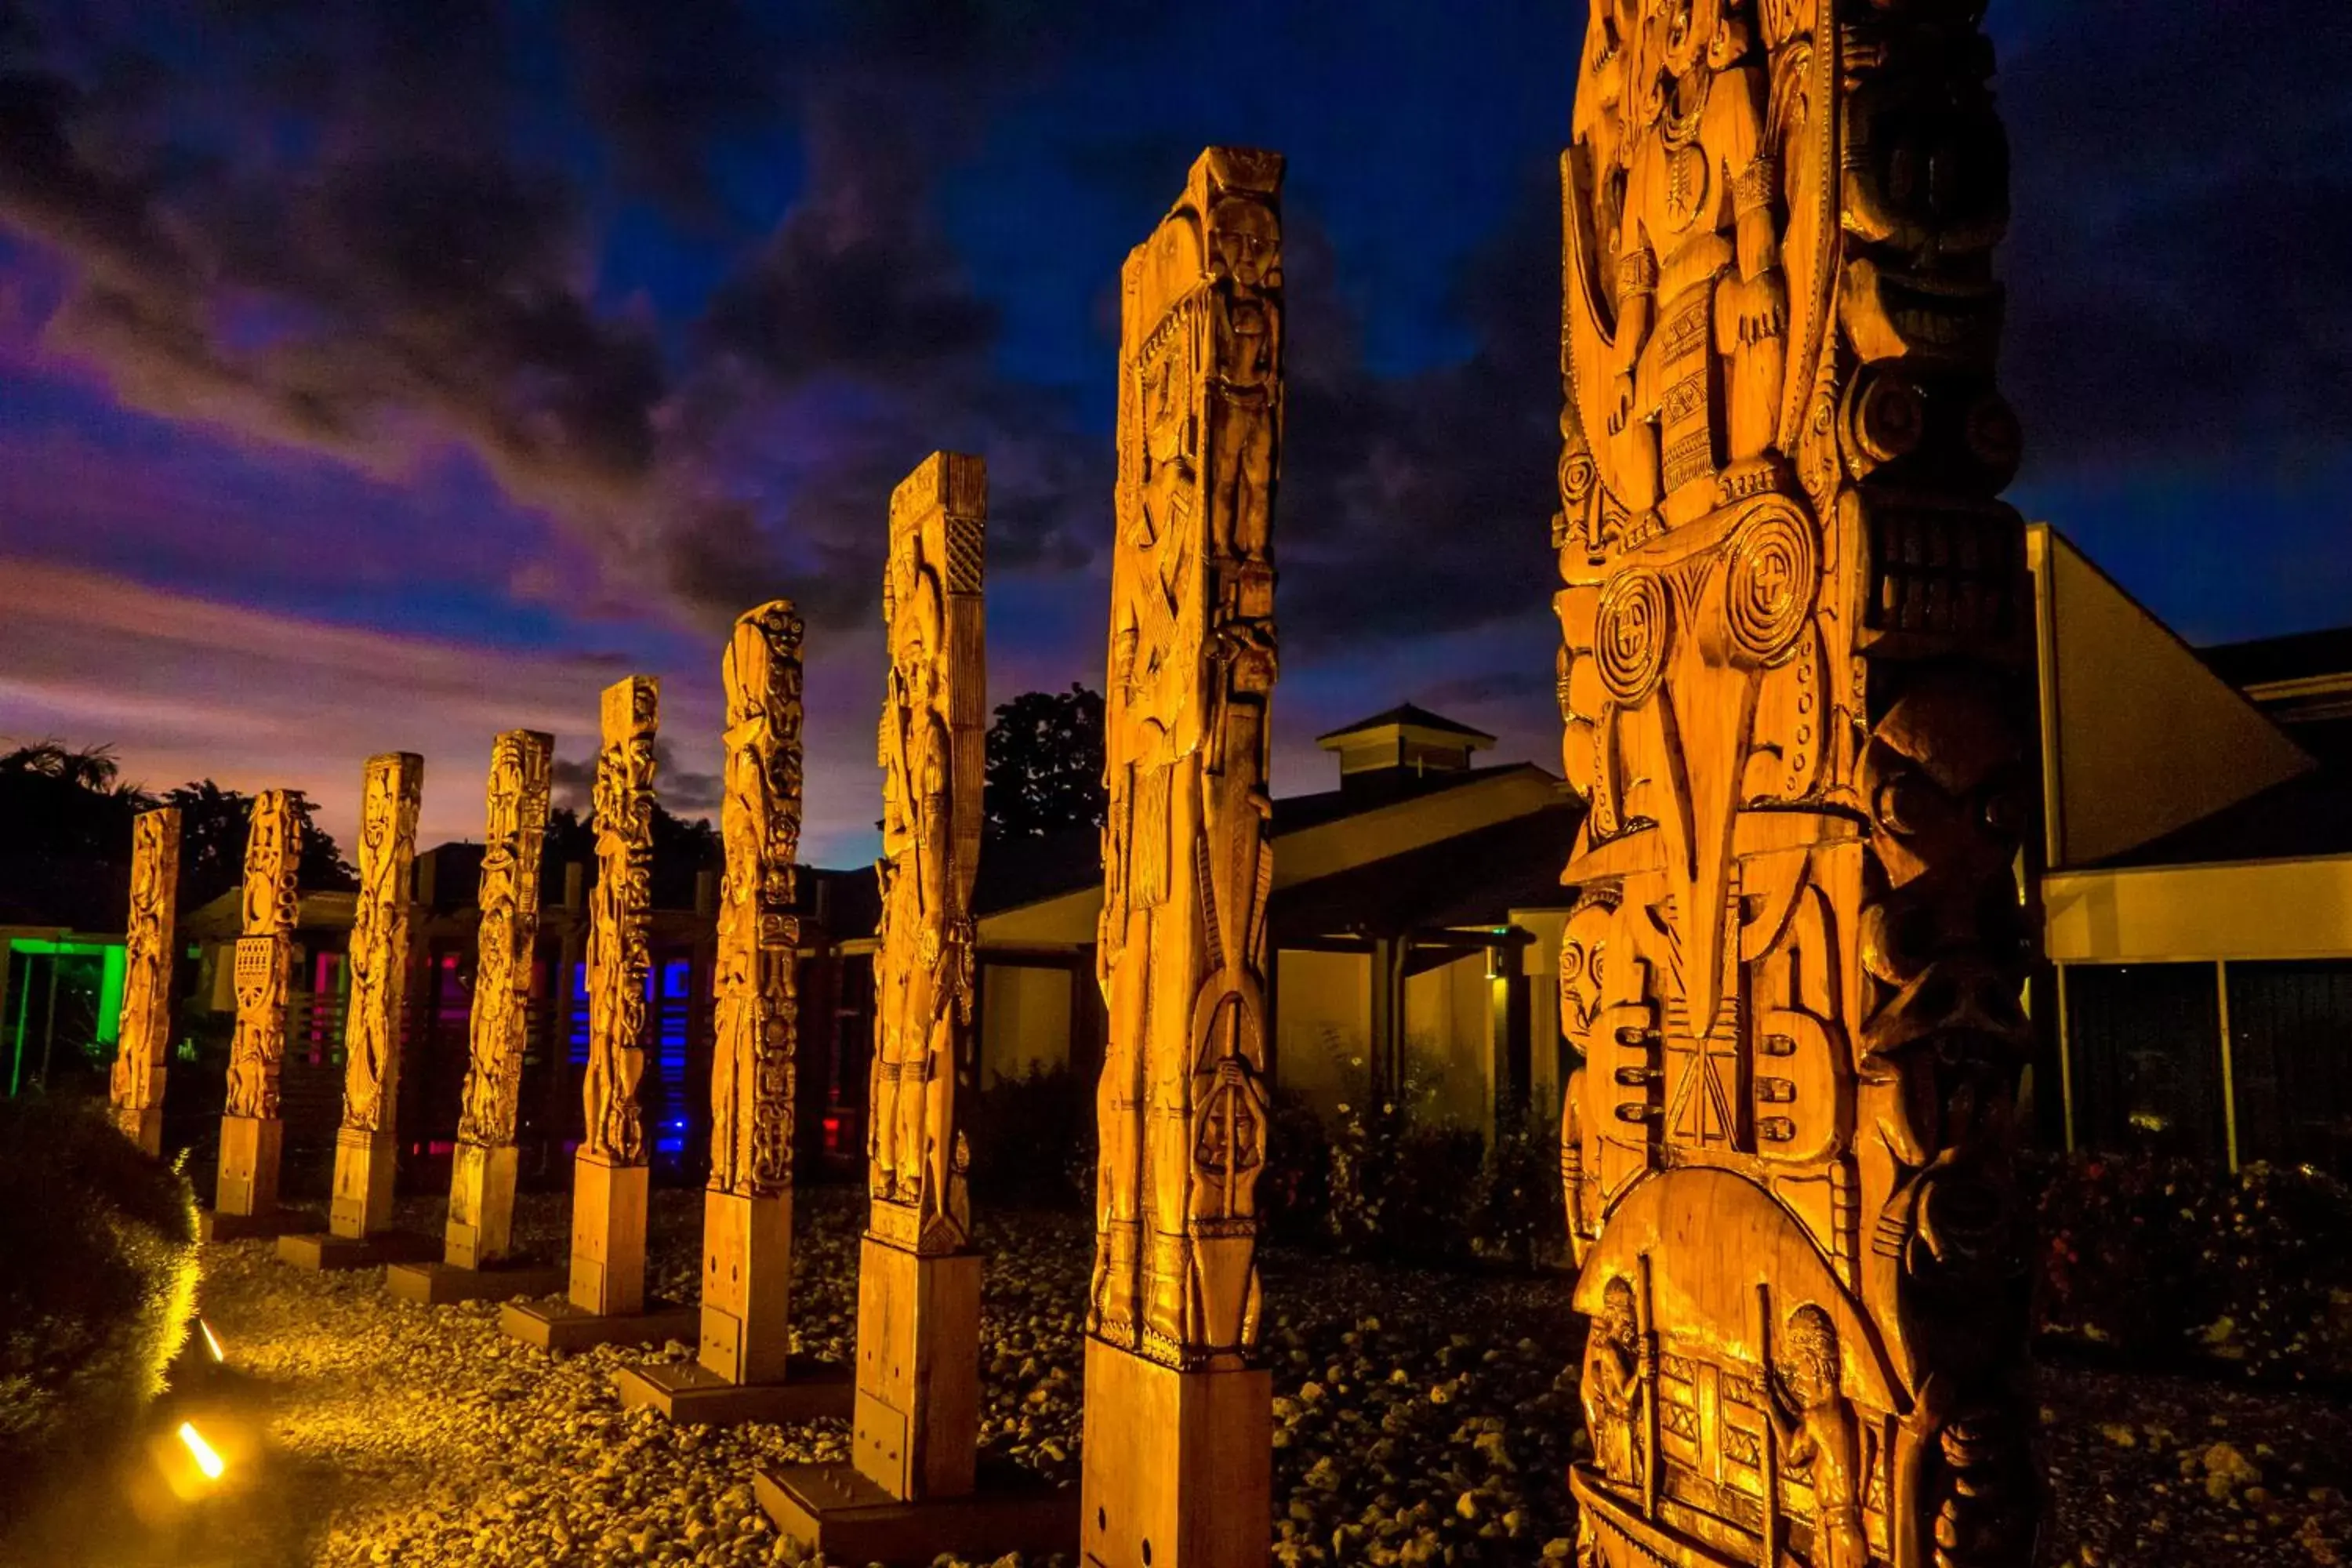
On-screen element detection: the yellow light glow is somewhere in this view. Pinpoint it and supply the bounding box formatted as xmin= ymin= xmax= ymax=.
xmin=177 ymin=1421 xmax=225 ymax=1481
xmin=199 ymin=1319 xmax=225 ymax=1363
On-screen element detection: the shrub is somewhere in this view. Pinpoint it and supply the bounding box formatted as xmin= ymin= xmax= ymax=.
xmin=2029 ymin=1150 xmax=2352 ymax=1382
xmin=0 ymin=1093 xmax=200 ymax=1521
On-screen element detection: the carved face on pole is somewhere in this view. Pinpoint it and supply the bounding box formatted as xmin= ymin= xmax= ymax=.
xmin=1210 ymin=197 xmax=1276 ymax=289
xmin=1779 ymin=1304 xmax=1839 ymax=1411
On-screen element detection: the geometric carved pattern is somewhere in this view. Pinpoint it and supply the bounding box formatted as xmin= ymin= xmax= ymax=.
xmin=1555 ymin=4 xmax=2040 ymax=1564
xmin=223 ymin=789 xmax=302 ymax=1120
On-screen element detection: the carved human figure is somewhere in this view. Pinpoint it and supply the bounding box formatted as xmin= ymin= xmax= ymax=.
xmin=1582 ymin=1276 xmax=1645 ymax=1489
xmin=1604 ymin=0 xmax=1784 ymax=516
xmin=710 ymin=604 xmax=803 ymax=1198
xmin=456 ymin=731 xmax=552 ymax=1149
xmin=582 ymin=678 xmax=658 ymax=1163
xmin=342 ymin=753 xmax=423 ymax=1135
xmin=109 ymin=808 xmax=180 ymax=1148
xmin=1767 ymin=1305 xmax=1868 ymax=1568
xmin=869 ymin=455 xmax=982 ymax=1254
xmin=1091 ymin=151 xmax=1282 ymax=1373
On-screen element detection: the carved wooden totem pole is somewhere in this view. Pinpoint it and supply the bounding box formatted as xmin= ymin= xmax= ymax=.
xmin=617 ymin=603 xmax=825 ymax=1414
xmin=211 ymin=789 xmax=302 ymax=1234
xmin=448 ymin=730 xmax=554 ymax=1269
xmin=108 ymin=806 xmax=181 ymax=1158
xmin=855 ymin=453 xmax=985 ymax=1487
xmin=1082 ymin=147 xmax=1283 ymax=1568
xmin=318 ymin=752 xmax=425 ymax=1247
xmin=1553 ymin=3 xmax=2038 ymax=1566
xmin=571 ymin=676 xmax=660 ymax=1315
xmin=702 ymin=601 xmax=806 ymax=1381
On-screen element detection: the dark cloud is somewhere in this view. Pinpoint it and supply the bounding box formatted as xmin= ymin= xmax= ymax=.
xmin=1275 ymin=169 xmax=1562 ymax=654
xmin=1998 ymin=0 xmax=2352 ymax=468
xmin=0 ymin=0 xmax=1112 ymax=647
xmin=550 ymin=739 xmax=720 ymax=819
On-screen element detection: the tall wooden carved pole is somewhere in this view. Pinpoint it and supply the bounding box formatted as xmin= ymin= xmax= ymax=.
xmin=857 ymin=452 xmax=985 ymax=1496
xmin=703 ymin=601 xmax=806 ymax=1383
xmin=1082 ymin=147 xmax=1283 ymax=1568
xmin=209 ymin=789 xmax=301 ymax=1237
xmin=454 ymin=732 xmax=556 ymax=1261
xmin=619 ymin=604 xmax=837 ymax=1413
xmin=316 ymin=752 xmax=425 ymax=1248
xmin=109 ymin=806 xmax=181 ymax=1158
xmin=572 ymin=676 xmax=660 ymax=1316
xmin=1554 ymin=3 xmax=2039 ymax=1566
xmin=760 ymin=460 xmax=1062 ymax=1554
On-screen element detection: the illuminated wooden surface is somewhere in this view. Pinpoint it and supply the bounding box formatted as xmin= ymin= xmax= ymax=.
xmin=1554 ymin=2 xmax=2039 ymax=1563
xmin=1082 ymin=147 xmax=1283 ymax=1568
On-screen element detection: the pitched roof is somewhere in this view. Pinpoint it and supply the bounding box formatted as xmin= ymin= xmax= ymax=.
xmin=2199 ymin=625 xmax=2352 ymax=690
xmin=1314 ymin=703 xmax=1497 ymax=746
xmin=2088 ymin=759 xmax=2352 ymax=869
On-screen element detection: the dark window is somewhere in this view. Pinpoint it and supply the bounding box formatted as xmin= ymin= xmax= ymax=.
xmin=2066 ymin=963 xmax=2223 ymax=1162
xmin=2227 ymin=960 xmax=2352 ymax=1177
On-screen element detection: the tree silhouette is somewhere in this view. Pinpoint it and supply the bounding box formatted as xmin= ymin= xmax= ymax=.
xmin=0 ymin=739 xmax=359 ymax=929
xmin=163 ymin=780 xmax=358 ymax=911
xmin=984 ymin=685 xmax=1106 ymax=842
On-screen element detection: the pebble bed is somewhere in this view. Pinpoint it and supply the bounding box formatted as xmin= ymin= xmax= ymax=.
xmin=32 ymin=1187 xmax=2352 ymax=1566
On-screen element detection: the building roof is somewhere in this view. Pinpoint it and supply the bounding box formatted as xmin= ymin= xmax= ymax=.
xmin=1272 ymin=761 xmax=1537 ymax=834
xmin=1315 ymin=703 xmax=1497 ymax=746
xmin=2199 ymin=625 xmax=2352 ymax=690
xmin=1269 ymin=800 xmax=1585 ymax=940
xmin=2089 ymin=760 xmax=2352 ymax=870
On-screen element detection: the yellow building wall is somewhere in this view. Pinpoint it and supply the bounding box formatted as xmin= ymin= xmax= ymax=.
xmin=978 ymin=961 xmax=1073 ymax=1085
xmin=1403 ymin=953 xmax=1490 ymax=1128
xmin=2043 ymin=856 xmax=2352 ymax=963
xmin=2031 ymin=526 xmax=2312 ymax=867
xmin=1275 ymin=949 xmax=1370 ymax=1119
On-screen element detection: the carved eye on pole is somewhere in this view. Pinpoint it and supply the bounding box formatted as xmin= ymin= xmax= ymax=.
xmin=1595 ymin=568 xmax=1670 ymax=703
xmin=1873 ymin=770 xmax=1926 ymax=837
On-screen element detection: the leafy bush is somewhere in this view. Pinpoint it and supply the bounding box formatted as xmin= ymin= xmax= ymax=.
xmin=1312 ymin=1095 xmax=1564 ymax=1269
xmin=2030 ymin=1151 xmax=2352 ymax=1382
xmin=0 ymin=1094 xmax=200 ymax=1520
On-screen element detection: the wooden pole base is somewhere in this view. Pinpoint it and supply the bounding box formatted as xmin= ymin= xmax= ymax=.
xmin=499 ymin=1296 xmax=698 ymax=1354
xmin=756 ymin=1461 xmax=1075 ymax=1568
xmin=214 ymin=1113 xmax=283 ymax=1218
xmin=385 ymin=1258 xmax=568 ymax=1305
xmin=120 ymin=1105 xmax=164 ymax=1160
xmin=701 ymin=1187 xmax=793 ymax=1385
xmin=612 ymin=1356 xmax=852 ymax=1426
xmin=445 ymin=1139 xmax=519 ymax=1269
xmin=199 ymin=1206 xmax=315 ymax=1243
xmin=277 ymin=1229 xmax=439 ymax=1272
xmin=328 ymin=1126 xmax=397 ymax=1239
xmin=1078 ymin=1338 xmax=1272 ymax=1568
xmin=568 ymin=1150 xmax=649 ymax=1316
xmin=854 ymin=1239 xmax=982 ymax=1500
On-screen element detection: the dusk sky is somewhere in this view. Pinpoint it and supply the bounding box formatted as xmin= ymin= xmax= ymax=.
xmin=1 ymin=1 xmax=2346 ymax=865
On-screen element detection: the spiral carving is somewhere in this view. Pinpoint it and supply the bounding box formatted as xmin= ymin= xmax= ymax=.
xmin=1594 ymin=569 xmax=1669 ymax=704
xmin=1725 ymin=505 xmax=1817 ymax=666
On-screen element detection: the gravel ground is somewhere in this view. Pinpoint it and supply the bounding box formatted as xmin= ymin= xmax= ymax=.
xmin=9 ymin=1187 xmax=2348 ymax=1566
